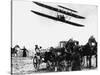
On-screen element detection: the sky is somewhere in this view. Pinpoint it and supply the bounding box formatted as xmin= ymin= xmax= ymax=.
xmin=12 ymin=0 xmax=98 ymax=50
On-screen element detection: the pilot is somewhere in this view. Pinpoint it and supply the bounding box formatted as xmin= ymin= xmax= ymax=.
xmin=61 ymin=15 xmax=65 ymax=21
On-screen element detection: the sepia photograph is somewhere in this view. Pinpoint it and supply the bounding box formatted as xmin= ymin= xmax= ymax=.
xmin=11 ymin=0 xmax=98 ymax=74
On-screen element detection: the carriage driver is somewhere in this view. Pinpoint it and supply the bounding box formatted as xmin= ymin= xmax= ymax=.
xmin=35 ymin=45 xmax=40 ymax=56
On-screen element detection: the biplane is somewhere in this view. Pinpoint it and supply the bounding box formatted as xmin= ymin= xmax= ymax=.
xmin=31 ymin=1 xmax=86 ymax=27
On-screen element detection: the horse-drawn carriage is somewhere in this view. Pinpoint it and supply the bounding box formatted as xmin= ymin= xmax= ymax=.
xmin=32 ymin=40 xmax=81 ymax=71
xmin=33 ymin=50 xmax=46 ymax=70
xmin=33 ymin=47 xmax=73 ymax=71
xmin=33 ymin=37 xmax=97 ymax=72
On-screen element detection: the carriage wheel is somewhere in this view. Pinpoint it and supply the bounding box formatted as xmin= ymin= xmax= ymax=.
xmin=33 ymin=56 xmax=37 ymax=68
xmin=33 ymin=56 xmax=40 ymax=70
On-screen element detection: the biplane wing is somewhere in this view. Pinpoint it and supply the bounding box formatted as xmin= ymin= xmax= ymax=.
xmin=31 ymin=10 xmax=84 ymax=27
xmin=33 ymin=1 xmax=85 ymax=19
xmin=58 ymin=5 xmax=78 ymax=13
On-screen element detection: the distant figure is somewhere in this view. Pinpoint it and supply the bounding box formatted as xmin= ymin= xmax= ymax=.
xmin=22 ymin=47 xmax=27 ymax=57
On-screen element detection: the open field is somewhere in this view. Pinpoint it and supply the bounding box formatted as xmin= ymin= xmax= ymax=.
xmin=11 ymin=56 xmax=97 ymax=75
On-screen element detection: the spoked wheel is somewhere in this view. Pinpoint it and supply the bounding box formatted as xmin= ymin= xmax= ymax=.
xmin=33 ymin=56 xmax=40 ymax=71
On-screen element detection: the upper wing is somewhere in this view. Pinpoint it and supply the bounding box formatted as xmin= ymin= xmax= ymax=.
xmin=58 ymin=5 xmax=78 ymax=13
xmin=33 ymin=1 xmax=85 ymax=19
xmin=31 ymin=10 xmax=84 ymax=27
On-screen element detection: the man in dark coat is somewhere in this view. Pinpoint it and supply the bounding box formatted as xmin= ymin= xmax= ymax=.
xmin=22 ymin=47 xmax=27 ymax=57
xmin=71 ymin=44 xmax=81 ymax=71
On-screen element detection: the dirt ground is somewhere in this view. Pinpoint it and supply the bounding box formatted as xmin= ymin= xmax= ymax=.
xmin=11 ymin=56 xmax=96 ymax=75
xmin=12 ymin=57 xmax=36 ymax=75
xmin=11 ymin=57 xmax=48 ymax=75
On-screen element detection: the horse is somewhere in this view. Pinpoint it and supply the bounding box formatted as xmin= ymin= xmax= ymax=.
xmin=80 ymin=41 xmax=97 ymax=69
xmin=43 ymin=47 xmax=73 ymax=71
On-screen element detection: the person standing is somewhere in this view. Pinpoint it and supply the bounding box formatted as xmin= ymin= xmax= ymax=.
xmin=22 ymin=46 xmax=27 ymax=57
xmin=71 ymin=44 xmax=81 ymax=71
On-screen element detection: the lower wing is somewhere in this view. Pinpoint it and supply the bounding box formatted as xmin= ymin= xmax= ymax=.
xmin=31 ymin=10 xmax=84 ymax=27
